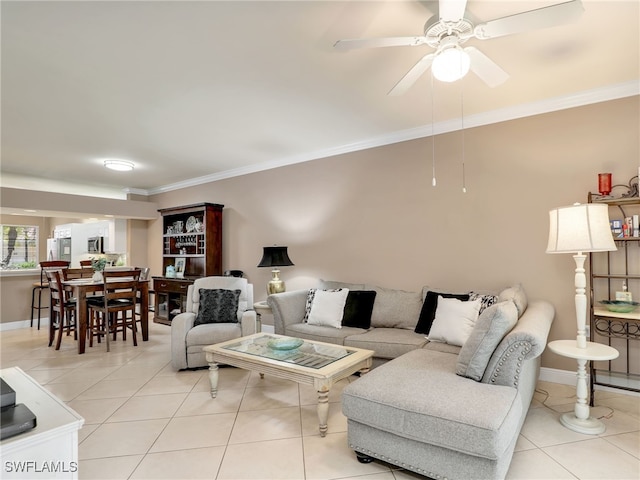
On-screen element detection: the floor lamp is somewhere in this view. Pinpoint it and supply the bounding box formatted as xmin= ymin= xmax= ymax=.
xmin=546 ymin=203 xmax=619 ymax=434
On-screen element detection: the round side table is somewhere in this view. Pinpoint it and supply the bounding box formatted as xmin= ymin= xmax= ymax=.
xmin=253 ymin=301 xmax=272 ymax=333
xmin=547 ymin=339 xmax=619 ymax=435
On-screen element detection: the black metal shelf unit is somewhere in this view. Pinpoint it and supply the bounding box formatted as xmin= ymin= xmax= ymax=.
xmin=588 ymin=191 xmax=640 ymax=404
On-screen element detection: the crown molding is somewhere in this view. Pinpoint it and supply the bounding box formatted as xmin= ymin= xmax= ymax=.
xmin=144 ymin=80 xmax=639 ymax=196
xmin=123 ymin=187 xmax=150 ymax=197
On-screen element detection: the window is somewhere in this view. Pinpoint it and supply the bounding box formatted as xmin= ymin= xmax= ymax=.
xmin=1 ymin=225 xmax=39 ymax=270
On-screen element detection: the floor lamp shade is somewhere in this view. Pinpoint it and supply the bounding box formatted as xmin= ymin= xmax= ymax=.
xmin=257 ymin=246 xmax=294 ymax=295
xmin=546 ymin=203 xmax=616 ymax=254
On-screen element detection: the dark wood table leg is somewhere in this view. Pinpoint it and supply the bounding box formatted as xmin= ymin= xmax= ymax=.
xmin=140 ymin=283 xmax=149 ymax=341
xmin=76 ymin=287 xmax=87 ymax=354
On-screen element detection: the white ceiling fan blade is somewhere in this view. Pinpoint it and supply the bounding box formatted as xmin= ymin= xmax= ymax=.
xmin=439 ymin=0 xmax=468 ymax=23
xmin=388 ymin=53 xmax=435 ymax=96
xmin=465 ymin=47 xmax=509 ymax=88
xmin=334 ymin=36 xmax=426 ymax=50
xmin=474 ymin=0 xmax=584 ymax=39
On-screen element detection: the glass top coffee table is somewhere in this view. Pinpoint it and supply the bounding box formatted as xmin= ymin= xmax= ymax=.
xmin=203 ymin=333 xmax=374 ymax=437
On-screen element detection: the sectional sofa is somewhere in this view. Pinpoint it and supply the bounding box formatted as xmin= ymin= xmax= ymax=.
xmin=267 ymin=280 xmax=555 ymax=479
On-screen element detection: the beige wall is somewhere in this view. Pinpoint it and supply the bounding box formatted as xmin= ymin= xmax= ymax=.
xmin=128 ymin=219 xmax=149 ymax=269
xmin=1 ymin=97 xmax=638 ymax=373
xmin=150 ymin=97 xmax=639 ymax=371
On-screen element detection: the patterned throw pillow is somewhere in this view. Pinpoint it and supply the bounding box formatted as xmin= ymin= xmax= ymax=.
xmin=469 ymin=292 xmax=498 ymax=315
xmin=303 ymin=289 xmax=318 ymax=322
xmin=194 ymin=289 xmax=241 ymax=326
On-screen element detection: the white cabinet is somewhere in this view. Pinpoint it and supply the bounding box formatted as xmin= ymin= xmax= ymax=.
xmin=52 ymin=219 xmax=128 ymax=265
xmin=0 ymin=367 xmax=84 ymax=479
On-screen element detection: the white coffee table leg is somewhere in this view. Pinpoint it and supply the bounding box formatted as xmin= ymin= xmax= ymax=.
xmin=208 ymin=362 xmax=219 ymax=398
xmin=317 ymin=388 xmax=329 ymax=437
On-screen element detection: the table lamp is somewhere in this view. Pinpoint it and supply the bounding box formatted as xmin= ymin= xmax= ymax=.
xmin=257 ymin=246 xmax=294 ymax=295
xmin=546 ymin=202 xmax=619 ymax=434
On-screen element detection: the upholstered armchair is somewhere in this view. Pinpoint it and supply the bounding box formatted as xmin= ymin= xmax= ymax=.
xmin=171 ymin=276 xmax=256 ymax=370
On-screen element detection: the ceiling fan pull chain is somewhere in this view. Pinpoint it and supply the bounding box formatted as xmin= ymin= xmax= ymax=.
xmin=431 ymin=73 xmax=437 ymax=187
xmin=461 ymin=86 xmax=467 ymax=194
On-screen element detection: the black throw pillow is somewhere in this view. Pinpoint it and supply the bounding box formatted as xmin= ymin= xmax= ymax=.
xmin=194 ymin=288 xmax=241 ymax=326
xmin=341 ymin=290 xmax=377 ymax=329
xmin=414 ymin=290 xmax=470 ymax=334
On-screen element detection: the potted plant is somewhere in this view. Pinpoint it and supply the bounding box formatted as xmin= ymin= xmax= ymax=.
xmin=91 ymin=257 xmax=107 ymax=282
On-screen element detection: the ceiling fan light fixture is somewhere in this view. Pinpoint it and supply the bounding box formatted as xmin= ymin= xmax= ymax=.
xmin=103 ymin=159 xmax=135 ymax=172
xmin=432 ymin=45 xmax=470 ymax=83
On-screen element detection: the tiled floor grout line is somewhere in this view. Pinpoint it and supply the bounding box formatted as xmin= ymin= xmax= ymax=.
xmin=125 ymin=371 xmax=191 ymax=480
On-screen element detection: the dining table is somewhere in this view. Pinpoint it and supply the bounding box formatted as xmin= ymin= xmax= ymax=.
xmin=61 ymin=277 xmax=150 ymax=354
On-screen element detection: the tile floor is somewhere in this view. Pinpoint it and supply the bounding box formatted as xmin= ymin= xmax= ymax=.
xmin=1 ymin=322 xmax=639 ymax=480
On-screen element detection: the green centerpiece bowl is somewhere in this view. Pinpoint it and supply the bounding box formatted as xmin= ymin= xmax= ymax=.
xmin=267 ymin=337 xmax=304 ymax=351
xmin=599 ymin=300 xmax=640 ymax=313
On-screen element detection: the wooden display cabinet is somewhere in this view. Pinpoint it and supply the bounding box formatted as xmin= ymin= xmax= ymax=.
xmin=153 ymin=202 xmax=223 ymax=325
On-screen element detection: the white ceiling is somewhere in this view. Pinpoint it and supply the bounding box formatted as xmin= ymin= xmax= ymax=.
xmin=1 ymin=0 xmax=638 ymax=199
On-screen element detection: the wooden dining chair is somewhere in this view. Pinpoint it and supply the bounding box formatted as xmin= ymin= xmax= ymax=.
xmin=79 ymin=260 xmax=93 ymax=268
xmin=31 ymin=260 xmax=70 ymax=330
xmin=87 ymin=269 xmax=141 ymax=352
xmin=45 ymin=269 xmax=77 ymax=350
xmin=62 ymin=267 xmax=94 ymax=280
xmin=132 ymin=267 xmax=151 ymax=322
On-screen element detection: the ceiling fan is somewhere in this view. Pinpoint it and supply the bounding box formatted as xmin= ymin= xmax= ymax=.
xmin=334 ymin=0 xmax=584 ymax=94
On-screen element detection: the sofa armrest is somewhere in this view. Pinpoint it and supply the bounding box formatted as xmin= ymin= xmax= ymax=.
xmin=482 ymin=300 xmax=555 ymax=387
xmin=171 ymin=311 xmax=196 ymax=370
xmin=241 ymin=310 xmax=258 ymax=337
xmin=267 ymin=289 xmax=309 ymax=334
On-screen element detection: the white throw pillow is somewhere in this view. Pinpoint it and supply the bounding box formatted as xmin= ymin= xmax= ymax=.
xmin=306 ymin=288 xmax=349 ymax=328
xmin=428 ymin=296 xmax=481 ymax=346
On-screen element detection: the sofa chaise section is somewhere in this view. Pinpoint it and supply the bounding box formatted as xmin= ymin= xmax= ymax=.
xmin=341 ymin=299 xmax=554 ymax=480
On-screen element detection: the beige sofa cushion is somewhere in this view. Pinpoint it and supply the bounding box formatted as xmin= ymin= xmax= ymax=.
xmin=368 ymin=285 xmax=422 ymax=330
xmin=345 ymin=328 xmax=428 ymax=359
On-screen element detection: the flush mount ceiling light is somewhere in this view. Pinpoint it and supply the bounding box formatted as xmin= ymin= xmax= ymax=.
xmin=431 ymin=38 xmax=471 ymax=83
xmin=103 ymin=159 xmax=134 ymax=172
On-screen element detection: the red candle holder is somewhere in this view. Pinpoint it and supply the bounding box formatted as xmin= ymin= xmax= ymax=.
xmin=598 ymin=173 xmax=612 ymax=196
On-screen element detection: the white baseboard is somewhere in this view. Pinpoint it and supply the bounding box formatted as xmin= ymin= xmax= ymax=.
xmin=539 ymin=366 xmax=576 ymax=385
xmin=0 ymin=318 xmax=50 ymax=331
xmin=539 ymin=366 xmax=640 ymax=397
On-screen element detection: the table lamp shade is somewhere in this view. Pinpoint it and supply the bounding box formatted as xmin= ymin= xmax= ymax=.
xmin=546 ymin=203 xmax=616 ymax=254
xmin=257 ymin=246 xmax=294 ymax=268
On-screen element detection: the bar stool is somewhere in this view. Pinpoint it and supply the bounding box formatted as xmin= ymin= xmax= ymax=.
xmin=31 ymin=260 xmax=70 ymax=329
